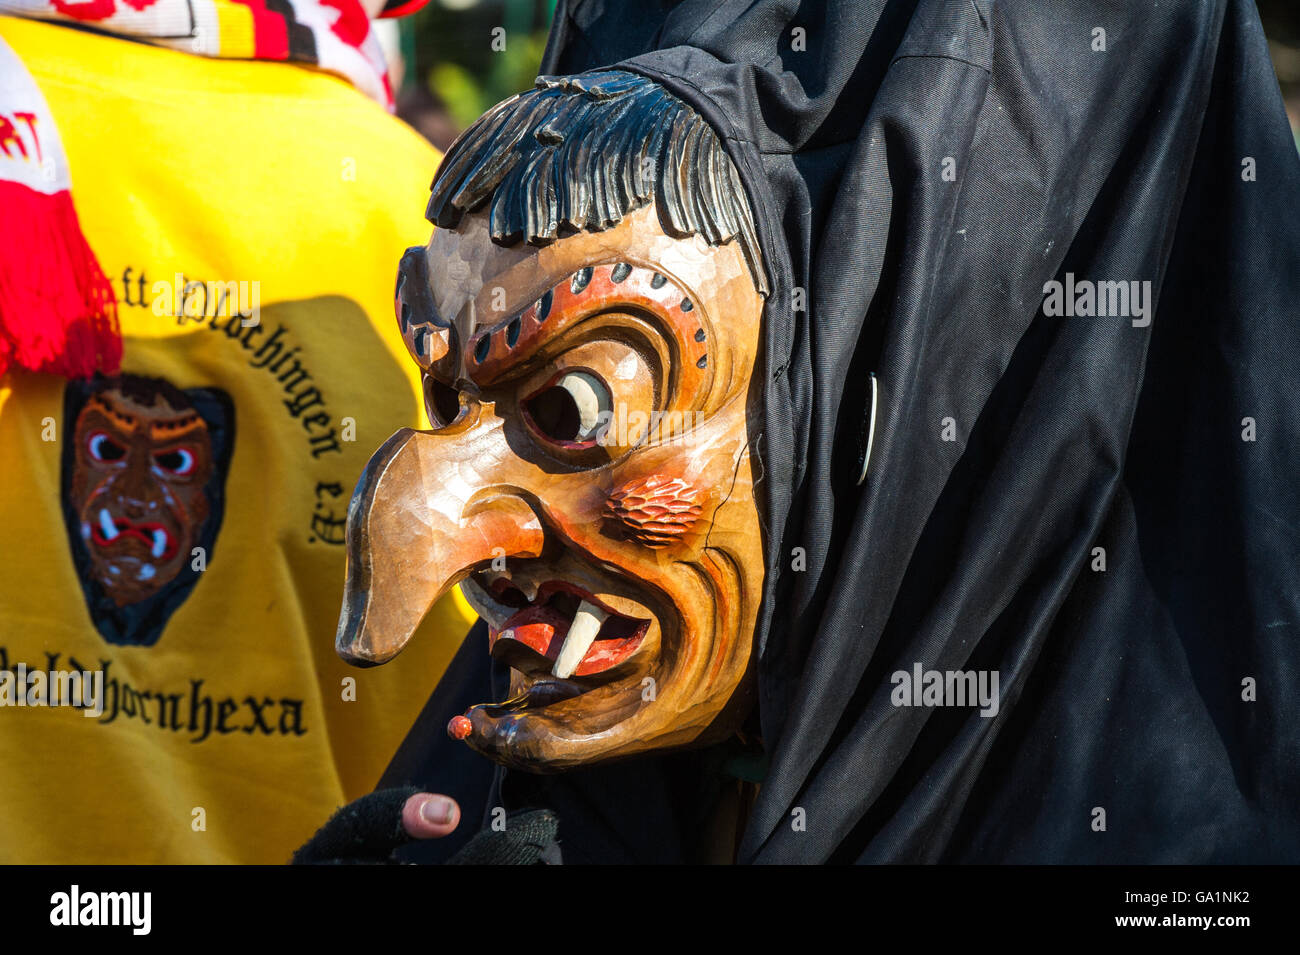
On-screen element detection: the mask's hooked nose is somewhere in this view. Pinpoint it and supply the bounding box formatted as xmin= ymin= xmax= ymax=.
xmin=335 ymin=426 xmax=543 ymax=666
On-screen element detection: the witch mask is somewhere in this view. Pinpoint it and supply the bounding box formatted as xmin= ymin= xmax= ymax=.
xmin=336 ymin=73 xmax=769 ymax=770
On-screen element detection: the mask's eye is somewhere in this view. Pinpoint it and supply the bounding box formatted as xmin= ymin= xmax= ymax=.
xmin=87 ymin=431 xmax=126 ymax=463
xmin=153 ymin=447 xmax=195 ymax=476
xmin=523 ymin=371 xmax=612 ymax=447
xmin=424 ymin=375 xmax=464 ymax=428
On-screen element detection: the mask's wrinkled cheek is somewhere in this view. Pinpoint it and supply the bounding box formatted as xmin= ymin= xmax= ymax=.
xmin=508 ymin=403 xmax=762 ymax=760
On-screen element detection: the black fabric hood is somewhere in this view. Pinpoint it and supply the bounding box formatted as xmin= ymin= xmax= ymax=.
xmin=385 ymin=0 xmax=1300 ymax=863
xmin=539 ymin=0 xmax=1300 ymax=863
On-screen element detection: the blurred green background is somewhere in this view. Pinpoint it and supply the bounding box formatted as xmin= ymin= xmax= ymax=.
xmin=390 ymin=0 xmax=555 ymax=151
xmin=388 ymin=0 xmax=1300 ymax=152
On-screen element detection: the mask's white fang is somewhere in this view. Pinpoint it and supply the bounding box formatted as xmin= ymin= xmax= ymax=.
xmin=552 ymin=600 xmax=607 ymax=679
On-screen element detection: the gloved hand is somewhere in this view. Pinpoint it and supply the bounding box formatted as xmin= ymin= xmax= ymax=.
xmin=292 ymin=787 xmax=561 ymax=864
xmin=290 ymin=787 xmax=460 ymax=865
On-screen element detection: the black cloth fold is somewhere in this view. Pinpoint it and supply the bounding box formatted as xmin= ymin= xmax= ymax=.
xmin=389 ymin=0 xmax=1300 ymax=863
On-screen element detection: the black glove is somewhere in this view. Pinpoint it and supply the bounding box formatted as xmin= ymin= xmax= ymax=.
xmin=446 ymin=809 xmax=562 ymax=865
xmin=291 ymin=787 xmax=561 ymax=865
xmin=291 ymin=786 xmax=423 ymax=865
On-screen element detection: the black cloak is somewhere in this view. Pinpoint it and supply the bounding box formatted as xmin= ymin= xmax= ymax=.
xmin=380 ymin=0 xmax=1300 ymax=863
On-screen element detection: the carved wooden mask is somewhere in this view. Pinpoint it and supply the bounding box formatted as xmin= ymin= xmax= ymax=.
xmin=335 ymin=73 xmax=768 ymax=771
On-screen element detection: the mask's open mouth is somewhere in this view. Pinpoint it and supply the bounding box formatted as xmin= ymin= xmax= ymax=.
xmin=88 ymin=507 xmax=177 ymax=562
xmin=486 ymin=579 xmax=649 ymax=679
xmin=457 ymin=571 xmax=655 ymax=722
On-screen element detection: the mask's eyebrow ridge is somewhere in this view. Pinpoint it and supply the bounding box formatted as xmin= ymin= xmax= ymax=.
xmin=463 ymin=261 xmax=712 ymax=409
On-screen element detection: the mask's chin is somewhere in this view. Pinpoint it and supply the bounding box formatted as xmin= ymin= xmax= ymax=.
xmin=455 ymin=558 xmax=672 ymax=770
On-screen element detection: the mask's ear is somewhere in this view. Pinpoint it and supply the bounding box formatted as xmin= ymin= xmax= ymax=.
xmin=396 ymin=247 xmax=456 ymax=377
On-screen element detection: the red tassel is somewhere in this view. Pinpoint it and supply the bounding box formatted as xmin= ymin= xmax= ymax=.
xmin=0 ymin=180 xmax=120 ymax=379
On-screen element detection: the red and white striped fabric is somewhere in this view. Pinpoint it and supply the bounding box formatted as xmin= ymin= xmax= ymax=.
xmin=0 ymin=0 xmax=409 ymax=378
xmin=0 ymin=0 xmax=394 ymax=108
xmin=0 ymin=35 xmax=119 ymax=378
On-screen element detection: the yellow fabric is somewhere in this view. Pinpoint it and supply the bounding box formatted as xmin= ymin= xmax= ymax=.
xmin=0 ymin=16 xmax=474 ymax=863
xmin=214 ymin=2 xmax=257 ymax=60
